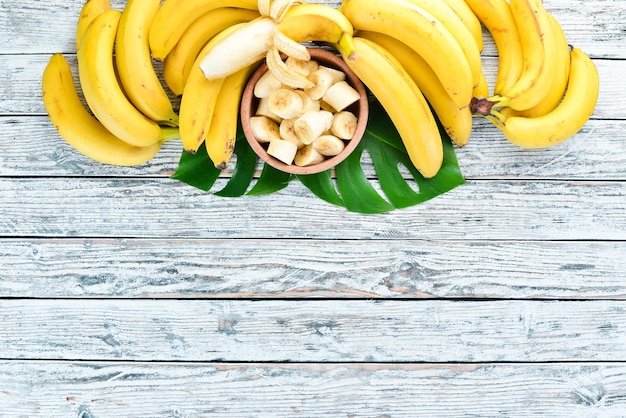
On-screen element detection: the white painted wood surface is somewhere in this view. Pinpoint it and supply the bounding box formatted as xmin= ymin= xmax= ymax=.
xmin=0 ymin=0 xmax=625 ymax=416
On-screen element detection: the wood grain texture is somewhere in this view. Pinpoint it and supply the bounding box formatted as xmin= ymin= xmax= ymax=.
xmin=2 ymin=299 xmax=626 ymax=362
xmin=1 ymin=361 xmax=626 ymax=417
xmin=1 ymin=239 xmax=624 ymax=299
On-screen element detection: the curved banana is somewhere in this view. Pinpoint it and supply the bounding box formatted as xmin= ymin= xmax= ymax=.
xmin=77 ymin=10 xmax=168 ymax=147
xmin=464 ymin=0 xmax=523 ymax=96
xmin=488 ymin=48 xmax=599 ymax=149
xmin=502 ymin=13 xmax=571 ymax=118
xmin=179 ymin=24 xmax=246 ymax=153
xmin=441 ymin=0 xmax=483 ymax=52
xmin=276 ymin=3 xmax=358 ymax=58
xmin=148 ymin=0 xmax=258 ymax=60
xmin=42 ymin=54 xmax=170 ymax=166
xmin=340 ymin=0 xmax=473 ymax=108
xmin=357 ymin=30 xmax=473 ymax=147
xmin=198 ymin=16 xmax=276 ymax=81
xmin=75 ymin=0 xmax=110 ymax=51
xmin=116 ymin=0 xmax=178 ymax=126
xmin=205 ymin=64 xmax=258 ymax=169
xmin=489 ymin=0 xmax=557 ymax=111
xmin=163 ymin=7 xmax=260 ymax=96
xmin=402 ymin=0 xmax=483 ymax=87
xmin=338 ymin=37 xmax=443 ymax=178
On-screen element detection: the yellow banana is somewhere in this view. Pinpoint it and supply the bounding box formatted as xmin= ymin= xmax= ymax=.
xmin=116 ymin=0 xmax=178 ymax=126
xmin=276 ymin=3 xmax=358 ymax=58
xmin=340 ymin=0 xmax=473 ymax=108
xmin=356 ymin=30 xmax=473 ymax=147
xmin=179 ymin=24 xmax=247 ymax=153
xmin=338 ymin=37 xmax=443 ymax=178
xmin=402 ymin=0 xmax=483 ymax=88
xmin=75 ymin=0 xmax=109 ymax=51
xmin=489 ymin=0 xmax=557 ymax=111
xmin=205 ymin=64 xmax=258 ymax=169
xmin=502 ymin=13 xmax=571 ymax=118
xmin=488 ymin=48 xmax=599 ymax=149
xmin=77 ymin=10 xmax=169 ymax=147
xmin=163 ymin=7 xmax=260 ymax=96
xmin=149 ymin=0 xmax=258 ymax=60
xmin=464 ymin=0 xmax=523 ymax=96
xmin=42 ymin=54 xmax=173 ymax=166
xmin=441 ymin=0 xmax=483 ymax=52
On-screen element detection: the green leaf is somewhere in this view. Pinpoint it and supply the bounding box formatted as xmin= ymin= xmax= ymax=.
xmin=214 ymin=136 xmax=257 ymax=197
xmin=247 ymin=163 xmax=292 ymax=196
xmin=171 ymin=142 xmax=220 ymax=192
xmin=296 ymin=170 xmax=344 ymax=208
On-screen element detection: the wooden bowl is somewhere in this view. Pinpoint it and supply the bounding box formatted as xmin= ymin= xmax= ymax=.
xmin=240 ymin=48 xmax=369 ymax=175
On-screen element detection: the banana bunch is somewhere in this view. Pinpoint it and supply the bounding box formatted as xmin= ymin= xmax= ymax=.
xmin=466 ymin=0 xmax=600 ymax=148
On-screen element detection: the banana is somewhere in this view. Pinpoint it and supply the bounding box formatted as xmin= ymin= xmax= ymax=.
xmin=265 ymin=46 xmax=315 ymax=89
xmin=199 ymin=16 xmax=276 ymax=81
xmin=338 ymin=36 xmax=443 ymax=178
xmin=115 ymin=0 xmax=178 ymax=126
xmin=272 ymin=27 xmax=311 ymax=62
xmin=276 ymin=3 xmax=358 ymax=59
xmin=312 ymin=134 xmax=345 ymax=157
xmin=330 ymin=111 xmax=358 ymax=140
xmin=42 ymin=54 xmax=172 ymax=166
xmin=340 ymin=0 xmax=473 ymax=108
xmin=501 ymin=13 xmax=572 ymax=118
xmin=463 ymin=0 xmax=524 ymax=96
xmin=258 ymin=0 xmax=271 ymax=17
xmin=148 ymin=0 xmax=259 ymax=60
xmin=294 ymin=110 xmax=334 ymax=145
xmin=178 ymin=23 xmax=248 ymax=153
xmin=441 ymin=0 xmax=484 ymax=52
xmin=322 ymin=81 xmax=361 ymax=113
xmin=402 ymin=0 xmax=483 ymax=88
xmin=488 ymin=0 xmax=557 ymax=111
xmin=77 ymin=10 xmax=171 ymax=147
xmin=487 ymin=48 xmax=599 ymax=149
xmin=249 ymin=116 xmax=282 ymax=143
xmin=305 ymin=67 xmax=336 ymax=100
xmin=163 ymin=7 xmax=260 ymax=96
xmin=356 ymin=30 xmax=473 ymax=147
xmin=205 ymin=64 xmax=258 ymax=169
xmin=254 ymin=70 xmax=283 ymax=98
xmin=268 ymin=139 xmax=299 ymax=165
xmin=268 ymin=88 xmax=305 ymax=119
xmin=76 ymin=0 xmax=110 ymax=51
xmin=279 ymin=119 xmax=305 ymax=149
xmin=269 ymin=0 xmax=298 ymax=21
xmin=294 ymin=144 xmax=325 ymax=167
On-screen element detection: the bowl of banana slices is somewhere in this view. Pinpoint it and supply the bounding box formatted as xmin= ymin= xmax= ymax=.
xmin=241 ymin=47 xmax=368 ymax=175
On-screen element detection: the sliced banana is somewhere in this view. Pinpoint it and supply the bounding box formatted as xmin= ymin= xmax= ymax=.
xmin=249 ymin=115 xmax=281 ymax=143
xmin=312 ymin=134 xmax=346 ymax=156
xmin=286 ymin=56 xmax=319 ymax=77
xmin=273 ymin=27 xmax=311 ymax=61
xmin=268 ymin=139 xmax=298 ymax=164
xmin=256 ymin=97 xmax=282 ymax=123
xmin=294 ymin=110 xmax=334 ymax=145
xmin=279 ymin=118 xmax=305 ymax=149
xmin=331 ymin=111 xmax=358 ymax=140
xmin=254 ymin=70 xmax=283 ymax=98
xmin=295 ymin=90 xmax=321 ymax=114
xmin=322 ymin=80 xmax=361 ymax=112
xmin=319 ymin=65 xmax=346 ymax=84
xmin=266 ymin=47 xmax=315 ymax=90
xmin=295 ymin=144 xmax=326 ymax=167
xmin=268 ymin=87 xmax=304 ymax=119
xmin=305 ymin=67 xmax=336 ymax=100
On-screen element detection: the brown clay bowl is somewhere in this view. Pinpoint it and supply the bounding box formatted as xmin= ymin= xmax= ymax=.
xmin=240 ymin=48 xmax=369 ymax=175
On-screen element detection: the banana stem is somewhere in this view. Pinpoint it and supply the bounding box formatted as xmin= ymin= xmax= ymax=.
xmin=338 ymin=33 xmax=359 ymax=60
xmin=470 ymin=95 xmax=510 ymax=117
xmin=159 ymin=126 xmax=181 ymax=142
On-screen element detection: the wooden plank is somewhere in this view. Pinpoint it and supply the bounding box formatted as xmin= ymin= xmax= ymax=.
xmin=2 ymin=299 xmax=626 ymax=362
xmin=1 ymin=239 xmax=624 ymax=300
xmin=3 ymin=54 xmax=624 ymax=119
xmin=2 ymin=361 xmax=626 ymax=417
xmin=1 ymin=178 xmax=624 ymax=240
xmin=2 ymin=115 xmax=625 ymax=180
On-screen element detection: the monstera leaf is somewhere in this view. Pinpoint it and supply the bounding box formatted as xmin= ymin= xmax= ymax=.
xmin=172 ymin=99 xmax=465 ymax=214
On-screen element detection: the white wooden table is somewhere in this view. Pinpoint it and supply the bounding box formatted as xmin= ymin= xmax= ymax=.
xmin=1 ymin=0 xmax=625 ymax=416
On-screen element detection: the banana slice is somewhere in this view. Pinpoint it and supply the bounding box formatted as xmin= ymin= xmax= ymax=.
xmin=273 ymin=28 xmax=311 ymax=61
xmin=268 ymin=139 xmax=298 ymax=164
xmin=256 ymin=97 xmax=282 ymax=123
xmin=322 ymin=80 xmax=361 ymax=112
xmin=254 ymin=70 xmax=283 ymax=98
xmin=330 ymin=111 xmax=358 ymax=140
xmin=286 ymin=57 xmax=319 ymax=77
xmin=294 ymin=110 xmax=334 ymax=144
xmin=319 ymin=65 xmax=346 ymax=84
xmin=312 ymin=134 xmax=346 ymax=156
xmin=249 ymin=116 xmax=281 ymax=143
xmin=295 ymin=90 xmax=321 ymax=114
xmin=279 ymin=118 xmax=306 ymax=149
xmin=295 ymin=144 xmax=326 ymax=166
xmin=305 ymin=67 xmax=336 ymax=100
xmin=266 ymin=46 xmax=315 ymax=89
xmin=268 ymin=87 xmax=304 ymax=119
